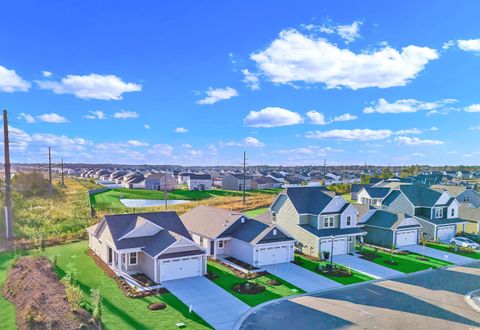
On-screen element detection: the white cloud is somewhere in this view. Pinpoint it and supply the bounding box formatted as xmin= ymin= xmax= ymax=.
xmin=42 ymin=71 xmax=53 ymax=77
xmin=333 ymin=113 xmax=358 ymax=122
xmin=113 ymin=110 xmax=139 ymax=119
xmin=251 ymin=29 xmax=438 ymax=89
xmin=84 ymin=110 xmax=107 ymax=120
xmin=197 ymin=87 xmax=238 ymax=105
xmin=429 ymin=126 xmax=439 ymax=131
xmin=144 ymin=124 xmax=151 ymax=129
xmin=442 ymin=40 xmax=455 ymax=50
xmin=468 ymin=125 xmax=480 ymax=130
xmin=306 ymin=128 xmax=392 ymax=141
xmin=394 ymin=136 xmax=444 ymax=146
xmin=242 ymin=69 xmax=260 ymax=90
xmin=335 ymin=21 xmax=363 ymax=43
xmin=18 ymin=113 xmax=35 ymax=123
xmin=465 ymin=104 xmax=480 ymax=112
xmin=175 ymin=127 xmax=188 ymax=133
xmin=306 ymin=111 xmax=328 ymax=125
xmin=0 ymin=65 xmax=31 ymax=92
xmin=182 ymin=144 xmax=192 ymax=148
xmin=128 ymin=140 xmax=149 ymax=147
xmin=36 ymin=73 xmax=141 ymax=100
xmin=244 ymin=107 xmax=304 ymax=127
xmin=364 ymin=98 xmax=456 ymax=114
xmin=412 ymin=152 xmax=426 ymax=157
xmin=243 ymin=136 xmax=265 ymax=147
xmin=148 ymin=144 xmax=173 ymax=156
xmin=31 ymin=133 xmax=90 ymax=149
xmin=395 ymin=128 xmax=423 ymax=135
xmin=36 ymin=113 xmax=70 ymax=123
xmin=457 ymin=39 xmax=480 ymax=52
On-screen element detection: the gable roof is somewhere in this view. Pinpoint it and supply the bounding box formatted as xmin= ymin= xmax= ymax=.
xmin=230 ymin=173 xmax=253 ymax=180
xmin=351 ymin=184 xmax=370 ymax=194
xmin=364 ymin=210 xmax=419 ymax=230
xmin=382 ymin=190 xmax=401 ymax=206
xmin=399 ymin=185 xmax=441 ymax=207
xmin=286 ymin=187 xmax=334 ymax=214
xmin=189 ymin=174 xmax=212 ymax=180
xmin=254 ymin=176 xmax=280 ymax=184
xmin=362 ymin=186 xmax=391 ymax=199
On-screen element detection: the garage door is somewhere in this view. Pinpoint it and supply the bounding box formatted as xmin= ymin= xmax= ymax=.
xmin=256 ymin=245 xmax=291 ymax=266
xmin=437 ymin=225 xmax=455 ymax=242
xmin=396 ymin=230 xmax=418 ymax=247
xmin=160 ymin=256 xmax=202 ymax=282
xmin=320 ymin=238 xmax=347 ymax=256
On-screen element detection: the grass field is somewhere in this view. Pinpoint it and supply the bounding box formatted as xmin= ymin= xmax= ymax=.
xmin=294 ymin=254 xmax=373 ymax=285
xmin=0 ymin=241 xmax=212 ymax=330
xmin=243 ymin=207 xmax=269 ymax=218
xmin=426 ymin=242 xmax=480 ymax=259
xmin=206 ymin=261 xmax=304 ymax=306
xmin=359 ymin=246 xmax=452 ymax=273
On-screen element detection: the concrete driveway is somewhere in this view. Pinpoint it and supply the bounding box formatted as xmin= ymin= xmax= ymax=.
xmin=401 ymin=244 xmax=474 ymax=265
xmin=263 ymin=263 xmax=342 ymax=293
xmin=334 ymin=254 xmax=403 ymax=279
xmin=164 ymin=276 xmax=249 ymax=330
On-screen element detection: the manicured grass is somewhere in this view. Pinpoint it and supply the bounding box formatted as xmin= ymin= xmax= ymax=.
xmin=0 ymin=241 xmax=212 ymax=330
xmin=207 ymin=261 xmax=304 ymax=306
xmin=341 ymin=193 xmax=356 ymax=204
xmin=425 ymin=242 xmax=480 ymax=259
xmin=243 ymin=207 xmax=269 ymax=218
xmin=358 ymin=246 xmax=452 ymax=273
xmin=0 ymin=251 xmax=16 ymax=330
xmin=294 ymin=254 xmax=373 ymax=285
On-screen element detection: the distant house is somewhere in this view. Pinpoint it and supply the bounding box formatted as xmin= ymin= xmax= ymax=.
xmin=110 ymin=170 xmax=128 ymax=182
xmin=284 ymin=176 xmax=304 ymax=185
xmin=267 ymin=172 xmax=286 ymax=183
xmin=457 ymin=189 xmax=480 ymax=208
xmin=187 ymin=174 xmax=212 ymax=191
xmin=122 ymin=173 xmax=145 ymax=189
xmin=458 ymin=206 xmax=480 ymax=234
xmin=251 ymin=176 xmax=282 ymax=190
xmin=181 ymin=206 xmax=295 ymax=267
xmin=350 ymin=184 xmax=370 ymax=201
xmin=87 ymin=212 xmax=207 ymax=285
xmin=222 ymin=174 xmax=253 ymax=191
xmin=144 ymin=173 xmax=177 ymax=191
xmin=356 ymin=186 xmax=391 ymax=206
xmin=177 ymin=172 xmax=194 ymax=185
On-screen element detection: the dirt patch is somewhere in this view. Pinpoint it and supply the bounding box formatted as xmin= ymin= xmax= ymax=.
xmin=2 ymin=256 xmax=96 ymax=330
xmin=205 ymin=272 xmax=219 ymax=280
xmin=148 ymin=302 xmax=167 ymax=311
xmin=232 ymin=282 xmax=266 ymax=295
xmin=267 ymin=279 xmax=282 ymax=286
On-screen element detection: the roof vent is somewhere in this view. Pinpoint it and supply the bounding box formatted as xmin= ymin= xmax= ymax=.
xmin=241 ymin=217 xmax=245 ymax=223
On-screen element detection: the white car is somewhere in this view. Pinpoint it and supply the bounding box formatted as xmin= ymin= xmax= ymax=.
xmin=450 ymin=237 xmax=480 ymax=249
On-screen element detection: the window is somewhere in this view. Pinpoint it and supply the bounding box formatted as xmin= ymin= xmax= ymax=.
xmin=273 ymin=229 xmax=277 ymax=236
xmin=272 ymin=212 xmax=277 ymax=223
xmin=346 ymin=216 xmax=352 ymax=226
xmin=464 ymin=196 xmax=470 ymax=202
xmin=324 ymin=216 xmax=334 ymax=228
xmin=199 ymin=236 xmax=204 ymax=245
xmin=122 ymin=254 xmax=126 ymax=265
xmin=218 ymin=240 xmax=224 ymax=248
xmin=450 ymin=208 xmax=455 ymax=217
xmin=129 ymin=252 xmax=138 ymax=266
xmin=434 ymin=208 xmax=443 ymax=218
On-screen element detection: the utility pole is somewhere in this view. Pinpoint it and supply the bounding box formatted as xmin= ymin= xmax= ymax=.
xmin=164 ymin=172 xmax=168 ymax=210
xmin=61 ymin=158 xmax=65 ymax=187
xmin=324 ymin=159 xmax=326 ymax=181
xmin=3 ymin=110 xmax=14 ymax=240
xmin=48 ymin=147 xmax=53 ymax=196
xmin=243 ymin=151 xmax=246 ymax=205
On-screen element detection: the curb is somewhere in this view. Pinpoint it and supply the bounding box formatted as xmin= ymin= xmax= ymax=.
xmin=232 ymin=259 xmax=480 ymax=330
xmin=465 ymin=289 xmax=480 ymax=313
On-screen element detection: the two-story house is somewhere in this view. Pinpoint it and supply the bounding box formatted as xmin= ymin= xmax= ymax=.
xmin=222 ymin=174 xmax=253 ymax=191
xmin=269 ymin=187 xmax=366 ymax=258
xmin=381 ymin=185 xmax=467 ymax=242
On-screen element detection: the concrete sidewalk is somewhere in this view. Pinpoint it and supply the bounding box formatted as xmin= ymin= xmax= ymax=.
xmin=401 ymin=244 xmax=474 ymax=265
xmin=334 ymin=254 xmax=404 ymax=279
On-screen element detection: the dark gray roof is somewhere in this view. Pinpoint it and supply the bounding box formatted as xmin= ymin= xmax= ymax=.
xmin=157 ymin=250 xmax=205 ymax=260
xmin=286 ymin=187 xmax=333 ymax=214
xmin=400 ymin=185 xmax=441 ymax=206
xmin=254 ymin=176 xmax=280 ymax=184
xmin=415 ymin=215 xmax=468 ymax=226
xmin=351 ymin=184 xmax=370 ymax=194
xmin=298 ymin=225 xmax=366 ymax=238
xmin=230 ymin=173 xmax=253 ymax=180
xmin=382 ymin=190 xmax=401 ymax=206
xmin=363 ymin=186 xmax=390 ymax=199
xmin=189 ymin=174 xmax=212 ymax=180
xmin=364 ymin=210 xmax=419 ymax=229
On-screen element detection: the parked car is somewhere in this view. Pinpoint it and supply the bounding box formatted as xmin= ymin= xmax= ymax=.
xmin=450 ymin=237 xmax=480 ymax=249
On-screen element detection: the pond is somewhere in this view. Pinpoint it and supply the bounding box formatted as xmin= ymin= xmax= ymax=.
xmin=119 ymin=199 xmax=190 ymax=208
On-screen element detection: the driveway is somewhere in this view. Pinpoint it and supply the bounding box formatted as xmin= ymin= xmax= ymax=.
xmin=164 ymin=276 xmax=249 ymax=330
xmin=263 ymin=263 xmax=342 ymax=293
xmin=401 ymin=244 xmax=474 ymax=265
xmin=334 ymin=254 xmax=403 ymax=279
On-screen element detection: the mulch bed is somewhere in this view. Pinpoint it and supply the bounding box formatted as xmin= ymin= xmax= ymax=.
xmin=131 ymin=273 xmax=156 ymax=287
xmin=2 ymin=256 xmax=97 ymax=330
xmin=209 ymin=258 xmax=261 ymax=279
xmin=267 ymin=279 xmax=282 ymax=286
xmin=232 ymin=282 xmax=266 ymax=295
xmin=416 ymin=256 xmax=430 ymax=261
xmin=205 ymin=272 xmax=219 ymax=280
xmin=225 ymin=257 xmax=258 ymax=271
xmin=322 ymin=267 xmax=352 ymax=278
xmin=148 ymin=302 xmax=167 ymax=311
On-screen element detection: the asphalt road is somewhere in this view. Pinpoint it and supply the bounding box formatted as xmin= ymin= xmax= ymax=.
xmin=238 ymin=262 xmax=480 ymax=330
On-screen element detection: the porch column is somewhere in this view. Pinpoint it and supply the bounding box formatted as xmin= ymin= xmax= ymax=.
xmin=117 ymin=251 xmax=122 ymax=275
xmin=213 ymin=240 xmax=217 ymax=259
xmin=154 ymin=256 xmax=158 ymax=283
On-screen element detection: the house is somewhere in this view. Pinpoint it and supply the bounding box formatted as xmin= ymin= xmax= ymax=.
xmin=284 ymin=176 xmax=304 ymax=185
xmin=251 ymin=176 xmax=282 ymax=190
xmin=187 ymin=174 xmax=212 ymax=191
xmin=222 ymin=173 xmax=252 ymax=191
xmin=350 ymin=184 xmax=370 ymax=201
xmin=122 ymin=173 xmax=145 ymax=189
xmin=358 ymin=210 xmax=422 ymax=248
xmin=181 ymin=206 xmax=295 ymax=267
xmin=356 ymin=186 xmax=390 ymax=206
xmin=177 ymin=172 xmax=194 ymax=185
xmin=267 ymin=172 xmax=286 ymax=183
xmin=110 ymin=170 xmax=128 ymax=182
xmin=86 ymin=212 xmax=207 ymax=284
xmin=457 ymin=189 xmax=480 ymax=208
xmin=458 ymin=206 xmax=480 ymax=234
xmin=144 ymin=173 xmax=177 ymax=191
xmin=431 ymin=184 xmax=466 ymax=198
xmin=270 ymin=187 xmax=366 ymax=259
xmin=381 ymin=185 xmax=467 ymax=242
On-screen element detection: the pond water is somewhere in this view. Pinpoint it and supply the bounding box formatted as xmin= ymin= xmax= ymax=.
xmin=120 ymin=199 xmax=190 ymax=208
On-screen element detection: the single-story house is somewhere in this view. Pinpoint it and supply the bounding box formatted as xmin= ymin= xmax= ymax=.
xmin=87 ymin=212 xmax=207 ymax=285
xmin=350 ymin=184 xmax=370 ymax=201
xmin=144 ymin=173 xmax=177 ymax=191
xmin=251 ymin=176 xmax=282 ymax=190
xmin=181 ymin=206 xmax=295 ymax=267
xmin=357 ymin=186 xmax=390 ymax=206
xmin=187 ymin=174 xmax=212 ymax=191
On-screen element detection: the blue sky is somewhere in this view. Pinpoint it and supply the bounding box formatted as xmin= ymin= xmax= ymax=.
xmin=1 ymin=1 xmax=480 ymax=166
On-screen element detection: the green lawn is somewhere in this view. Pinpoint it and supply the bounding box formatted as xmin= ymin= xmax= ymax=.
xmin=425 ymin=242 xmax=480 ymax=259
xmin=358 ymin=246 xmax=452 ymax=273
xmin=243 ymin=207 xmax=269 ymax=218
xmin=294 ymin=254 xmax=373 ymax=285
xmin=0 ymin=241 xmax=212 ymax=330
xmin=206 ymin=261 xmax=304 ymax=307
xmin=341 ymin=193 xmax=356 ymax=204
xmin=0 ymin=251 xmax=16 ymax=330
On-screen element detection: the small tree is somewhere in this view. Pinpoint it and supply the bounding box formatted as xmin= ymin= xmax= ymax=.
xmin=91 ymin=288 xmax=102 ymax=329
xmin=390 ymin=243 xmax=397 ymax=262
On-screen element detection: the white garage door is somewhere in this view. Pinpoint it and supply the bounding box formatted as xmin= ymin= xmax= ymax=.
xmin=396 ymin=230 xmax=418 ymax=247
xmin=437 ymin=226 xmax=455 ymax=242
xmin=256 ymin=245 xmax=290 ymax=266
xmin=320 ymin=238 xmax=348 ymax=256
xmin=160 ymin=256 xmax=202 ymax=282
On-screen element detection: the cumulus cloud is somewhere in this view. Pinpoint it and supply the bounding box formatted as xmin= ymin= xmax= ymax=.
xmin=242 ymin=69 xmax=260 ymax=90
xmin=36 ymin=113 xmax=70 ymax=123
xmin=0 ymin=65 xmax=31 ymax=92
xmin=244 ymin=107 xmax=304 ymax=127
xmin=251 ymin=29 xmax=438 ymax=89
xmin=333 ymin=113 xmax=358 ymax=122
xmin=84 ymin=110 xmax=107 ymax=120
xmin=457 ymin=39 xmax=480 ymax=52
xmin=197 ymin=87 xmax=238 ymax=105
xmin=243 ymin=136 xmax=265 ymax=147
xmin=128 ymin=140 xmax=149 ymax=147
xmin=42 ymin=71 xmax=53 ymax=77
xmin=306 ymin=111 xmax=328 ymax=125
xmin=18 ymin=113 xmax=36 ymax=124
xmin=394 ymin=136 xmax=444 ymax=146
xmin=364 ymin=98 xmax=456 ymax=114
xmin=113 ymin=110 xmax=139 ymax=119
xmin=395 ymin=128 xmax=423 ymax=135
xmin=148 ymin=144 xmax=173 ymax=156
xmin=465 ymin=104 xmax=480 ymax=112
xmin=175 ymin=127 xmax=188 ymax=133
xmin=36 ymin=73 xmax=141 ymax=100
xmin=306 ymin=128 xmax=392 ymax=141
xmin=144 ymin=124 xmax=151 ymax=129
